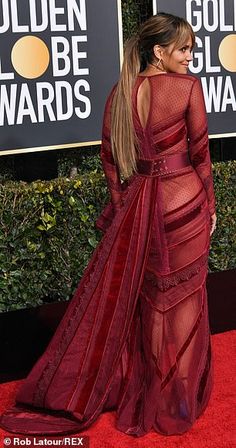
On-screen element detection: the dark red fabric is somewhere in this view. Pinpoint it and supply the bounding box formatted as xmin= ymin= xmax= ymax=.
xmin=0 ymin=73 xmax=216 ymax=437
xmin=136 ymin=151 xmax=191 ymax=176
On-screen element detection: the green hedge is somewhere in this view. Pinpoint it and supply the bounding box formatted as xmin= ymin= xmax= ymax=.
xmin=0 ymin=159 xmax=235 ymax=312
xmin=209 ymin=160 xmax=236 ymax=271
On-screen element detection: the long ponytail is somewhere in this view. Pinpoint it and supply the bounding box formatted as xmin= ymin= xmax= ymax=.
xmin=110 ymin=35 xmax=141 ymax=180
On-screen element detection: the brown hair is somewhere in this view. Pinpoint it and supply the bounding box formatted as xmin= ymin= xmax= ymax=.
xmin=110 ymin=13 xmax=195 ymax=179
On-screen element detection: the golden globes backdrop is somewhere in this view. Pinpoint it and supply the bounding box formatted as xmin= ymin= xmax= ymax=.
xmin=0 ymin=0 xmax=122 ymax=155
xmin=153 ymin=0 xmax=236 ymax=137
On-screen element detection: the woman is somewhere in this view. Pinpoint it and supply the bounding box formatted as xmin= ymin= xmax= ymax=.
xmin=0 ymin=13 xmax=216 ymax=437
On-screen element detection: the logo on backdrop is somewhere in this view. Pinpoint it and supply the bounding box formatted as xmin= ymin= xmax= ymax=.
xmin=0 ymin=0 xmax=122 ymax=153
xmin=0 ymin=0 xmax=90 ymax=125
xmin=153 ymin=0 xmax=236 ymax=136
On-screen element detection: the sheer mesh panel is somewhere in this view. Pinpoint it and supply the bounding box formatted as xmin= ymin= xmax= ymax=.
xmin=132 ymin=74 xmax=216 ymax=215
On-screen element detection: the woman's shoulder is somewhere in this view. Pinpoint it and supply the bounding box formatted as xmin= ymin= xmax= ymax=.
xmin=149 ymin=73 xmax=201 ymax=98
xmin=150 ymin=72 xmax=200 ymax=85
xmin=102 ymin=83 xmax=118 ymax=116
xmin=173 ymin=73 xmax=201 ymax=87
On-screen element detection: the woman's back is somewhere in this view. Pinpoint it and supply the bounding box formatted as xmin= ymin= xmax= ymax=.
xmin=133 ymin=73 xmax=193 ymax=155
xmin=132 ymin=73 xmax=215 ymax=217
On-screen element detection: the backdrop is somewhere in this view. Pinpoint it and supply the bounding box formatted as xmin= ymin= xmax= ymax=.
xmin=0 ymin=0 xmax=122 ymax=155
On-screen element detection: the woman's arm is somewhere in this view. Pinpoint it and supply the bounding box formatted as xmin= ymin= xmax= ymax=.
xmin=100 ymin=87 xmax=123 ymax=212
xmin=186 ymin=77 xmax=216 ymax=220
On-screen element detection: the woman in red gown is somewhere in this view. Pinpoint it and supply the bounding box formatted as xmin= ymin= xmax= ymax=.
xmin=0 ymin=13 xmax=217 ymax=437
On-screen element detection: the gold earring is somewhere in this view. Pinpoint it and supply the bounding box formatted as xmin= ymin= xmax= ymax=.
xmin=150 ymin=58 xmax=166 ymax=72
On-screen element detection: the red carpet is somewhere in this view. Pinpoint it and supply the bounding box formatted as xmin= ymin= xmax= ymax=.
xmin=0 ymin=330 xmax=235 ymax=448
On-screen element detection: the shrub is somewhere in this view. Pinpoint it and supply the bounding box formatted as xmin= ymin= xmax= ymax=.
xmin=0 ymin=171 xmax=106 ymax=312
xmin=209 ymin=160 xmax=236 ymax=272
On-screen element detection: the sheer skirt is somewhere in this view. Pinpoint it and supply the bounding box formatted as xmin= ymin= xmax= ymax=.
xmin=103 ymin=171 xmax=214 ymax=436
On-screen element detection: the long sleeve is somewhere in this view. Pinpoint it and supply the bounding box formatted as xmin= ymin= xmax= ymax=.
xmin=95 ymin=87 xmax=125 ymax=233
xmin=186 ymin=77 xmax=216 ymax=216
xmin=100 ymin=87 xmax=123 ymax=212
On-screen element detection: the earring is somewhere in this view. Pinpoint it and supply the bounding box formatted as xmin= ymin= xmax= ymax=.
xmin=150 ymin=58 xmax=166 ymax=72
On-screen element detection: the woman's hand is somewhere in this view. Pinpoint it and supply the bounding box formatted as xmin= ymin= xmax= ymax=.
xmin=210 ymin=212 xmax=217 ymax=236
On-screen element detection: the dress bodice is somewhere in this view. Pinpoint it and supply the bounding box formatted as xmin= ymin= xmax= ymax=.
xmin=100 ymin=73 xmax=216 ymax=217
xmin=132 ymin=73 xmax=199 ymax=159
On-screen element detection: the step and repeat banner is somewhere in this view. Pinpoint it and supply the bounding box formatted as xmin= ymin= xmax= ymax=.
xmin=0 ymin=0 xmax=122 ymax=155
xmin=153 ymin=0 xmax=236 ymax=137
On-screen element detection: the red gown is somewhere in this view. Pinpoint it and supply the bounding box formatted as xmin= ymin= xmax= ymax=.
xmin=0 ymin=73 xmax=216 ymax=437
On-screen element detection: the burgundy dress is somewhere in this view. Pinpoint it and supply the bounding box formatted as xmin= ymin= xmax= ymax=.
xmin=0 ymin=73 xmax=216 ymax=437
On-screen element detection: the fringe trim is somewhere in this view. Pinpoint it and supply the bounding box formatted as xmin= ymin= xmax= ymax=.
xmin=144 ymin=251 xmax=209 ymax=292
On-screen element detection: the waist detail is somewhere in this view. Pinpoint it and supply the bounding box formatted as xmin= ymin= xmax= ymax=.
xmin=136 ymin=151 xmax=191 ymax=177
